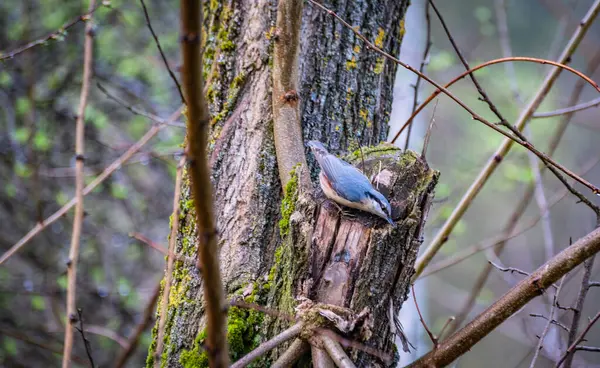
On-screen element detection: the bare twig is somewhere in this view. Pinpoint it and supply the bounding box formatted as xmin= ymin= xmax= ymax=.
xmin=412 ymin=0 xmax=600 ymax=279
xmin=0 ymin=328 xmax=88 ymax=365
xmin=407 ymin=227 xmax=600 ymax=367
xmin=97 ymin=83 xmax=186 ymax=127
xmin=139 ymin=0 xmax=186 ymax=104
xmin=231 ymin=323 xmax=303 ymax=368
xmin=130 ymin=231 xmax=195 ymax=265
xmin=404 ymin=1 xmax=431 ymax=150
xmin=180 ymin=1 xmax=229 ymax=366
xmin=0 ymin=3 xmax=104 ymax=61
xmin=575 ymin=345 xmax=600 ymax=352
xmin=272 ymin=0 xmax=309 ymax=188
xmin=321 ymin=335 xmax=357 ymax=368
xmin=154 ymin=156 xmax=186 ymax=367
xmin=63 ymin=2 xmax=95 ymax=365
xmin=75 ymin=309 xmax=96 ymax=368
xmin=563 ymin=257 xmax=596 ymax=368
xmin=529 ymin=276 xmax=566 ymax=368
xmin=489 ymin=261 xmax=533 ymax=279
xmin=420 ymin=100 xmax=437 ymax=159
xmin=412 ymin=285 xmax=437 ymax=347
xmin=529 ymin=314 xmax=570 ymax=333
xmin=534 ymin=96 xmax=600 ymax=118
xmin=437 ymin=316 xmax=455 ymax=341
xmin=272 ymin=339 xmax=310 ymax=368
xmin=114 ymin=283 xmax=161 ymax=368
xmin=556 ymin=310 xmax=600 ymax=367
xmin=0 ymin=106 xmax=183 ymax=265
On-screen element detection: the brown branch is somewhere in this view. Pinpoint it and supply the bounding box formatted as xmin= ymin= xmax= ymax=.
xmin=75 ymin=309 xmax=96 ymax=368
xmin=139 ymin=0 xmax=186 ymax=104
xmin=556 ymin=310 xmax=600 ymax=367
xmin=130 ymin=231 xmax=195 ymax=265
xmin=63 ymin=1 xmax=95 ymax=365
xmin=0 ymin=106 xmax=183 ymax=265
xmin=563 ymin=257 xmax=596 ymax=368
xmin=230 ymin=323 xmax=303 ymax=368
xmin=412 ymin=285 xmax=437 ymax=347
xmin=407 ymin=227 xmax=600 ymax=367
xmin=272 ymin=339 xmax=310 ymax=368
xmin=114 ymin=282 xmax=161 ymax=368
xmin=533 ymin=96 xmax=600 ymax=118
xmin=529 ymin=276 xmax=566 ymax=368
xmin=272 ymin=0 xmax=309 ymax=188
xmin=404 ymin=1 xmax=432 ymax=150
xmin=154 ymin=156 xmax=186 ymax=367
xmin=308 ymin=0 xmax=600 ymax=198
xmin=0 ymin=3 xmax=105 ymax=61
xmin=321 ymin=335 xmax=357 ymax=368
xmin=180 ymin=1 xmax=229 ymax=366
xmin=420 ymin=100 xmax=437 ymax=159
xmin=390 ymin=55 xmax=600 ymax=145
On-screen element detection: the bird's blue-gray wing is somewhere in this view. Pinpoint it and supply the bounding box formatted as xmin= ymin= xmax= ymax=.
xmin=319 ymin=154 xmax=373 ymax=202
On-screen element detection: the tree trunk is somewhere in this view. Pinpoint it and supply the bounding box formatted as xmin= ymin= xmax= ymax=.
xmin=146 ymin=0 xmax=418 ymax=367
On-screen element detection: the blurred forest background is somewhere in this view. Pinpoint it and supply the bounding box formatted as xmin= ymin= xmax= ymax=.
xmin=1 ymin=0 xmax=600 ymax=367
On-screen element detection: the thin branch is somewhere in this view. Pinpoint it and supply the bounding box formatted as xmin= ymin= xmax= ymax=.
xmin=437 ymin=316 xmax=455 ymax=341
xmin=230 ymin=323 xmax=303 ymax=368
xmin=556 ymin=310 xmax=600 ymax=367
xmin=272 ymin=339 xmax=310 ymax=368
xmin=575 ymin=345 xmax=600 ymax=352
xmin=139 ymin=0 xmax=186 ymax=104
xmin=489 ymin=261 xmax=533 ymax=279
xmin=0 ymin=3 xmax=105 ymax=61
xmin=130 ymin=231 xmax=196 ymax=265
xmin=230 ymin=300 xmax=296 ymax=322
xmin=407 ymin=227 xmax=600 ymax=367
xmin=412 ymin=285 xmax=437 ymax=347
xmin=404 ymin=1 xmax=431 ymax=150
xmin=97 ymin=83 xmax=186 ymax=127
xmin=529 ymin=276 xmax=566 ymax=368
xmin=563 ymin=257 xmax=596 ymax=368
xmin=114 ymin=282 xmax=161 ymax=368
xmin=272 ymin=0 xmax=309 ymax=188
xmin=180 ymin=1 xmax=229 ymax=366
xmin=75 ymin=309 xmax=96 ymax=368
xmin=420 ymin=100 xmax=437 ymax=159
xmin=316 ymin=328 xmax=393 ymax=364
xmin=154 ymin=156 xmax=186 ymax=367
xmin=534 ymin=96 xmax=600 ymax=118
xmin=529 ymin=314 xmax=570 ymax=333
xmin=0 ymin=106 xmax=183 ymax=265
xmin=63 ymin=1 xmax=95 ymax=365
xmin=321 ymin=335 xmax=357 ymax=368
xmin=0 ymin=328 xmax=88 ymax=365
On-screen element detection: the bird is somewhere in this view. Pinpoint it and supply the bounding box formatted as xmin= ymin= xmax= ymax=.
xmin=307 ymin=140 xmax=395 ymax=226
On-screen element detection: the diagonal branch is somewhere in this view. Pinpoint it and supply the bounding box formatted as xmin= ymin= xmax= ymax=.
xmin=139 ymin=0 xmax=186 ymax=104
xmin=63 ymin=1 xmax=96 ymax=365
xmin=231 ymin=323 xmax=303 ymax=368
xmin=0 ymin=3 xmax=105 ymax=61
xmin=0 ymin=107 xmax=183 ymax=265
xmin=407 ymin=227 xmax=600 ymax=367
xmin=180 ymin=1 xmax=229 ymax=366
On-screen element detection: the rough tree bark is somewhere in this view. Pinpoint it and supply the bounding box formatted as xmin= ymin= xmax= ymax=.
xmin=145 ymin=0 xmax=426 ymax=367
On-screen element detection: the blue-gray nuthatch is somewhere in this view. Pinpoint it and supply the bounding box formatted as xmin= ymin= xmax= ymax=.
xmin=308 ymin=140 xmax=395 ymax=226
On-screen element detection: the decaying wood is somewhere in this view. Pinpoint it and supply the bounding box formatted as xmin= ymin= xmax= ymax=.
xmin=267 ymin=145 xmax=439 ymax=366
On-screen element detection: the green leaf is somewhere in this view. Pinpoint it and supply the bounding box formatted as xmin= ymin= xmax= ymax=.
xmin=111 ymin=183 xmax=128 ymax=199
xmin=33 ymin=131 xmax=51 ymax=151
xmin=31 ymin=295 xmax=46 ymax=311
xmin=13 ymin=127 xmax=30 ymax=143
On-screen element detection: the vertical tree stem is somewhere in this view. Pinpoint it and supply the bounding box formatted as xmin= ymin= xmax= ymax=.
xmin=180 ymin=0 xmax=229 ymax=366
xmin=62 ymin=1 xmax=95 ymax=366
